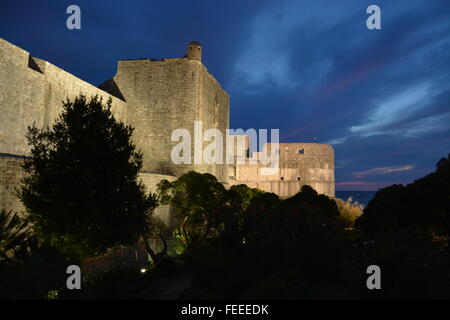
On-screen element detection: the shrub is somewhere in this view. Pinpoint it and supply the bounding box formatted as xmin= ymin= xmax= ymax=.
xmin=335 ymin=197 xmax=364 ymax=228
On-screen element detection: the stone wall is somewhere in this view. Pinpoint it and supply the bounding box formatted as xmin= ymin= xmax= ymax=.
xmin=102 ymin=57 xmax=230 ymax=183
xmin=0 ymin=38 xmax=231 ymax=222
xmin=195 ymin=63 xmax=230 ymax=182
xmin=0 ymin=154 xmax=26 ymax=215
xmin=0 ymin=39 xmax=133 ymax=216
xmin=0 ymin=37 xmax=335 ymax=224
xmin=0 ymin=40 xmax=47 ymax=157
xmin=0 ymin=38 xmax=127 ymax=157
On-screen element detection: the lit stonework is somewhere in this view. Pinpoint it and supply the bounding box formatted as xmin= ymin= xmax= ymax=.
xmin=0 ymin=38 xmax=335 ymax=225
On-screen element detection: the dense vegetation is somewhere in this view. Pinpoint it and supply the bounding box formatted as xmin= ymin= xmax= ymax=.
xmin=157 ymin=163 xmax=450 ymax=299
xmin=0 ymin=94 xmax=448 ymax=298
xmin=1 ymin=95 xmax=158 ymax=299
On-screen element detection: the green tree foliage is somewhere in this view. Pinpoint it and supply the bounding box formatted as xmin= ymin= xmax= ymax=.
xmin=157 ymin=171 xmax=228 ymax=249
xmin=166 ymin=170 xmax=450 ymax=299
xmin=161 ymin=176 xmax=352 ymax=298
xmin=19 ymin=95 xmax=157 ymax=261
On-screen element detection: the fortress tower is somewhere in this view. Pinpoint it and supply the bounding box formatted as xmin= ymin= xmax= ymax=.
xmin=99 ymin=42 xmax=229 ymax=182
xmin=231 ymin=143 xmax=335 ymax=197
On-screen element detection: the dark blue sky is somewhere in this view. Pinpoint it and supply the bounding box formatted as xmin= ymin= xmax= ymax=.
xmin=1 ymin=0 xmax=449 ymax=190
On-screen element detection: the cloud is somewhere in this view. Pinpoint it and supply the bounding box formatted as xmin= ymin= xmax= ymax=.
xmin=325 ymin=136 xmax=349 ymax=145
xmin=350 ymin=82 xmax=434 ymax=136
xmin=336 ymin=180 xmax=408 ymax=191
xmin=352 ymin=165 xmax=414 ymax=178
xmin=395 ymin=112 xmax=450 ymax=138
xmin=230 ymin=0 xmax=356 ymax=92
xmin=327 ymin=110 xmax=450 ymax=146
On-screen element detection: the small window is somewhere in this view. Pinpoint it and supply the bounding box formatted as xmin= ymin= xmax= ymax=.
xmin=297 ymin=177 xmax=300 ymax=181
xmin=297 ymin=149 xmax=305 ymax=154
xmin=280 ymin=177 xmax=284 ymax=181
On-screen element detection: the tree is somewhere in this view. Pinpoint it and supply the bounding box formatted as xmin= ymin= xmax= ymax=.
xmin=157 ymin=171 xmax=228 ymax=248
xmin=19 ymin=95 xmax=157 ymax=261
xmin=142 ymin=216 xmax=171 ymax=266
xmin=356 ymin=153 xmax=450 ymax=235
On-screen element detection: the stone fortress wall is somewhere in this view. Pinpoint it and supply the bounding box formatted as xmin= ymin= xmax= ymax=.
xmin=231 ymin=143 xmax=335 ymax=197
xmin=0 ymin=38 xmax=127 ymax=157
xmin=0 ymin=37 xmax=334 ymax=223
xmin=0 ymin=155 xmax=24 ymax=213
xmin=0 ymin=38 xmax=169 ymax=220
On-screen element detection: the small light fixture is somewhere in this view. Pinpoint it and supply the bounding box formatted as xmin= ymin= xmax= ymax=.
xmin=140 ymin=268 xmax=147 ymax=274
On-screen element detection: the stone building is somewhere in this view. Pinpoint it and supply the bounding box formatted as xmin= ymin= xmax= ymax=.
xmin=229 ymin=142 xmax=334 ymax=198
xmin=0 ymin=37 xmax=334 ymax=224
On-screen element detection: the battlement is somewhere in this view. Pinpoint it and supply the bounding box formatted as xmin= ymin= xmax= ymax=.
xmin=100 ymin=43 xmax=230 ymax=181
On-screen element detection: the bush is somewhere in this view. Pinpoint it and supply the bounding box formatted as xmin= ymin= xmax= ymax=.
xmin=0 ymin=247 xmax=68 ymax=299
xmin=351 ymin=228 xmax=450 ymax=299
xmin=0 ymin=209 xmax=31 ymax=263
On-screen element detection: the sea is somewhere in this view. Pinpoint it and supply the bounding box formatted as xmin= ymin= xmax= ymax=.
xmin=335 ymin=191 xmax=376 ymax=207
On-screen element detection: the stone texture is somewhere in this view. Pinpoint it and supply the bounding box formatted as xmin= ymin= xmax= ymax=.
xmin=230 ymin=143 xmax=335 ymax=197
xmin=0 ymin=154 xmax=26 ymax=215
xmin=0 ymin=38 xmax=127 ymax=157
xmin=101 ymin=56 xmax=229 ymax=183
